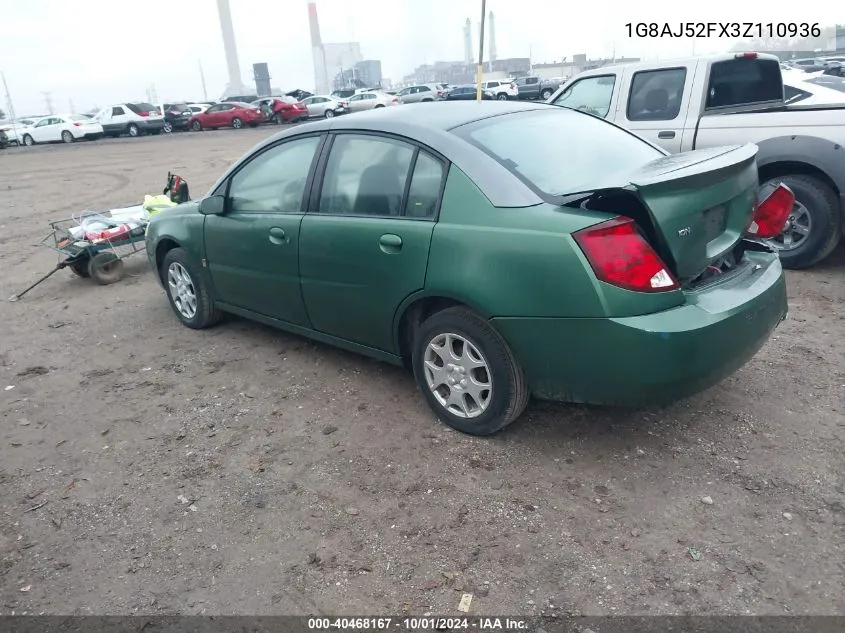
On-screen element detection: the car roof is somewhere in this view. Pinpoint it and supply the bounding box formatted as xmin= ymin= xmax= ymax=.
xmin=221 ymin=101 xmax=559 ymax=208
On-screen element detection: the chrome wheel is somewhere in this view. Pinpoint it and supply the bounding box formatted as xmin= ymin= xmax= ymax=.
xmin=324 ymin=109 xmax=334 ymax=118
xmin=167 ymin=262 xmax=197 ymax=320
xmin=232 ymin=118 xmax=243 ymax=129
xmin=767 ymin=200 xmax=811 ymax=252
xmin=423 ymin=333 xmax=492 ymax=419
xmin=163 ymin=122 xmax=173 ymax=133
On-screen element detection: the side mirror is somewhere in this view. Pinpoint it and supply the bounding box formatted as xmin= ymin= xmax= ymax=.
xmin=199 ymin=195 xmax=226 ymax=216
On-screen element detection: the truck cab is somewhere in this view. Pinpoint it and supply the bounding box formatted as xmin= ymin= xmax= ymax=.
xmin=548 ymin=53 xmax=845 ymax=268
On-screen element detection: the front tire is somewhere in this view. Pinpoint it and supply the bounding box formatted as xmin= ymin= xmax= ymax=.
xmin=497 ymin=93 xmax=508 ymax=101
xmin=191 ymin=120 xmax=202 ymax=131
xmin=761 ymin=174 xmax=841 ymax=269
xmin=411 ymin=307 xmax=529 ymax=436
xmin=272 ymin=113 xmax=282 ymax=124
xmin=127 ymin=123 xmax=139 ymax=137
xmin=541 ymin=88 xmax=553 ymax=100
xmin=163 ymin=122 xmax=173 ymax=133
xmin=161 ymin=247 xmax=221 ymax=329
xmin=22 ymin=134 xmax=34 ymax=146
xmin=232 ymin=117 xmax=243 ymax=129
xmin=324 ymin=109 xmax=334 ymax=119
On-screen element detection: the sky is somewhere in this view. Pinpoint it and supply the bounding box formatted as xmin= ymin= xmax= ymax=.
xmin=0 ymin=0 xmax=840 ymax=116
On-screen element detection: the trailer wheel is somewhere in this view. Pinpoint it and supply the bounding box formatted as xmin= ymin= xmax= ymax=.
xmin=761 ymin=175 xmax=841 ymax=269
xmin=69 ymin=260 xmax=90 ymax=278
xmin=88 ymin=252 xmax=124 ymax=285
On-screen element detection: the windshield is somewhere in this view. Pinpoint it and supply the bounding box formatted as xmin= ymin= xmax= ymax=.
xmin=454 ymin=109 xmax=664 ymax=197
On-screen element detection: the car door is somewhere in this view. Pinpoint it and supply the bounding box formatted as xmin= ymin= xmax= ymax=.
xmin=31 ymin=118 xmax=55 ymax=142
xmin=203 ymin=134 xmax=324 ymax=326
xmin=298 ymin=132 xmax=446 ymax=352
xmin=347 ymin=94 xmax=364 ymax=112
xmin=617 ymin=63 xmax=695 ymax=153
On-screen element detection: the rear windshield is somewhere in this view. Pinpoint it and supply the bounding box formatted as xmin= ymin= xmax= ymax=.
xmin=705 ymin=58 xmax=783 ymax=108
xmin=127 ymin=102 xmax=157 ymax=113
xmin=454 ymin=109 xmax=664 ymax=197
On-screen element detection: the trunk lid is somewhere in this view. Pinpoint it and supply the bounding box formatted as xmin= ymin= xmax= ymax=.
xmin=605 ymin=144 xmax=759 ymax=282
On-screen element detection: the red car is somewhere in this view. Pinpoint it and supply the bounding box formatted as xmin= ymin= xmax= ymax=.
xmin=188 ymin=102 xmax=264 ymax=131
xmin=252 ymin=97 xmax=308 ymax=124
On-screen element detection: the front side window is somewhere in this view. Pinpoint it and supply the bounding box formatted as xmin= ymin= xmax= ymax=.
xmin=552 ymin=75 xmax=616 ymax=118
xmin=319 ymin=135 xmax=415 ymax=217
xmin=228 ymin=136 xmax=321 ymax=213
xmin=455 ymin=109 xmax=663 ymax=197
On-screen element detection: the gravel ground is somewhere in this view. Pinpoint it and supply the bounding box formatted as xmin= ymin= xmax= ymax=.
xmin=0 ymin=129 xmax=843 ymax=617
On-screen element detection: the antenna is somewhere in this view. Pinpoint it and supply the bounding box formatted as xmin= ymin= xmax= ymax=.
xmin=42 ymin=91 xmax=54 ymax=114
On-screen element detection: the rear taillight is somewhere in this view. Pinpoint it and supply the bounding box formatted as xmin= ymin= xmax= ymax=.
xmin=138 ymin=111 xmax=150 ymax=117
xmin=573 ymin=216 xmax=679 ymax=293
xmin=73 ymin=122 xmax=83 ymax=127
xmin=392 ymin=97 xmax=399 ymax=102
xmin=745 ymin=183 xmax=794 ymax=239
xmin=510 ymin=83 xmax=516 ymax=89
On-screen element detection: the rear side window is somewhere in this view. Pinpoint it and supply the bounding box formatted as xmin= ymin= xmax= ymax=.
xmin=455 ymin=109 xmax=664 ymax=197
xmin=626 ymin=68 xmax=687 ymax=121
xmin=706 ymin=58 xmax=783 ymax=108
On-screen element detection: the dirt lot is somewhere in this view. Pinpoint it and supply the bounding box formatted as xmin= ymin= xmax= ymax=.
xmin=0 ymin=129 xmax=843 ymax=617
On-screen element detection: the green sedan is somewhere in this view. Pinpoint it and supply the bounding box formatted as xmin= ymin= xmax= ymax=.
xmin=145 ymin=101 xmax=790 ymax=436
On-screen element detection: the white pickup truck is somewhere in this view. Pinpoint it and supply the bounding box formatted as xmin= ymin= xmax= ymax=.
xmin=547 ymin=52 xmax=845 ymax=268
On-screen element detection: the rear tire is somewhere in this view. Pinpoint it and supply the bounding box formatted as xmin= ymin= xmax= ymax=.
xmin=761 ymin=174 xmax=841 ymax=269
xmin=69 ymin=259 xmax=90 ymax=277
xmin=272 ymin=113 xmax=282 ymax=124
xmin=324 ymin=109 xmax=334 ymax=119
xmin=161 ymin=247 xmax=221 ymax=330
xmin=541 ymin=88 xmax=553 ymax=100
xmin=411 ymin=307 xmax=529 ymax=436
xmin=127 ymin=123 xmax=139 ymax=137
xmin=497 ymin=93 xmax=508 ymax=101
xmin=163 ymin=122 xmax=173 ymax=133
xmin=191 ymin=120 xmax=202 ymax=131
xmin=61 ymin=130 xmax=74 ymax=143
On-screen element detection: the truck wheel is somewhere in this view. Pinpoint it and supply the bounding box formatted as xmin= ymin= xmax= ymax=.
xmin=761 ymin=175 xmax=841 ymax=269
xmin=541 ymin=88 xmax=553 ymax=100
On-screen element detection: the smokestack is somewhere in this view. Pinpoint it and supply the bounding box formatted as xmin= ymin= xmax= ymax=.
xmin=488 ymin=11 xmax=497 ymax=64
xmin=217 ymin=0 xmax=248 ymax=97
xmin=308 ymin=3 xmax=330 ymax=95
xmin=463 ymin=18 xmax=473 ymax=66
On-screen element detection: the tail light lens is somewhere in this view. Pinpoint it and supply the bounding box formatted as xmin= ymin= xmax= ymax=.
xmin=745 ymin=183 xmax=794 ymax=239
xmin=392 ymin=97 xmax=399 ymax=103
xmin=573 ymin=216 xmax=679 ymax=293
xmin=138 ymin=111 xmax=150 ymax=117
xmin=73 ymin=122 xmax=83 ymax=127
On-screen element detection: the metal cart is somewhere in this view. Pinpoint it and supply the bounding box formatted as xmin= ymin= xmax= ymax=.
xmin=9 ymin=211 xmax=149 ymax=301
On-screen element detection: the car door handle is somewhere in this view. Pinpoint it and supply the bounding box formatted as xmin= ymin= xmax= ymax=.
xmin=658 ymin=130 xmax=676 ymax=139
xmin=268 ymin=226 xmax=287 ymax=244
xmin=379 ymin=233 xmax=402 ymax=253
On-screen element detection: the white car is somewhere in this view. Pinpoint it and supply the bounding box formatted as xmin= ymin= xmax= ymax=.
xmin=782 ymin=71 xmax=845 ymax=106
xmin=346 ymin=91 xmax=401 ymax=113
xmin=300 ymin=95 xmax=348 ymax=118
xmin=187 ymin=103 xmax=211 ymax=114
xmin=94 ymin=102 xmax=165 ymax=137
xmin=19 ymin=114 xmax=104 ymax=145
xmin=0 ymin=118 xmax=37 ymax=145
xmin=481 ymin=79 xmax=519 ymax=100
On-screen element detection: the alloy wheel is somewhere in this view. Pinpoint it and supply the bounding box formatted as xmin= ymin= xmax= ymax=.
xmin=423 ymin=332 xmax=492 ymax=419
xmin=766 ymin=200 xmax=812 ymax=252
xmin=167 ymin=262 xmax=198 ymax=320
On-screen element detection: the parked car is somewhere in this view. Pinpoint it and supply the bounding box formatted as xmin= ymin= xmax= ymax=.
xmin=251 ymin=97 xmax=308 ymax=124
xmin=300 ymin=95 xmax=348 ymax=119
xmin=443 ymin=85 xmax=495 ymax=100
xmin=188 ymin=102 xmax=265 ymax=131
xmin=0 ymin=118 xmax=36 ymax=145
xmin=187 ymin=103 xmax=211 ymax=115
xmin=781 ymin=71 xmax=845 ymax=105
xmin=0 ymin=129 xmax=8 ymax=149
xmin=548 ymin=51 xmax=845 ymax=269
xmin=145 ymin=101 xmax=788 ymax=436
xmin=346 ymin=91 xmax=400 ymax=113
xmin=481 ymin=79 xmax=518 ymax=100
xmin=286 ymin=89 xmax=314 ymax=101
xmin=396 ymin=84 xmax=441 ymax=104
xmin=221 ymin=94 xmax=258 ymax=104
xmin=19 ymin=114 xmax=104 ymax=145
xmin=157 ymin=103 xmax=193 ymax=133
xmin=515 ymin=76 xmax=565 ymax=100
xmin=95 ymin=103 xmax=165 ymax=137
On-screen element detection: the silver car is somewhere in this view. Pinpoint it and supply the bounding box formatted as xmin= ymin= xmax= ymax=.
xmin=301 ymin=95 xmax=348 ymax=119
xmin=396 ymin=84 xmax=440 ymax=104
xmin=346 ymin=91 xmax=400 ymax=113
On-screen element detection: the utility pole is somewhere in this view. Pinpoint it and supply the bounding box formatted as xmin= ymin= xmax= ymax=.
xmin=198 ymin=60 xmax=208 ymax=101
xmin=1 ymin=71 xmax=16 ymax=122
xmin=42 ymin=91 xmax=54 ymax=114
xmin=475 ymin=0 xmax=487 ymax=100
